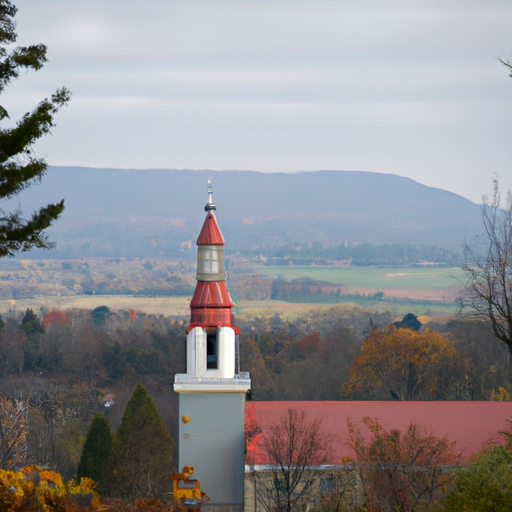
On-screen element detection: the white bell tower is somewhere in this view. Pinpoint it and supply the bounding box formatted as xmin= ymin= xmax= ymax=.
xmin=174 ymin=183 xmax=251 ymax=511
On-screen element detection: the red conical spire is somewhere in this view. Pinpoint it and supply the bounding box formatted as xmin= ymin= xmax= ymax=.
xmin=189 ymin=182 xmax=235 ymax=332
xmin=196 ymin=212 xmax=225 ymax=245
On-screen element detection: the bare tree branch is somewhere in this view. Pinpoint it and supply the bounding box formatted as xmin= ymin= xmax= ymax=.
xmin=458 ymin=177 xmax=512 ymax=354
xmin=255 ymin=408 xmax=334 ymax=512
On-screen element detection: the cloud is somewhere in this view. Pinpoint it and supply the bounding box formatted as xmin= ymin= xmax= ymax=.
xmin=17 ymin=1 xmax=512 ymax=62
xmin=9 ymin=0 xmax=512 ymax=202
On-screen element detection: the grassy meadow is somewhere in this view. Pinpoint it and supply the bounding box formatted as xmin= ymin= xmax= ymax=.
xmin=250 ymin=264 xmax=462 ymax=316
xmin=255 ymin=265 xmax=462 ymax=297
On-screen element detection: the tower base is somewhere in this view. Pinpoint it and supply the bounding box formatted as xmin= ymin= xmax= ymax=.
xmin=178 ymin=392 xmax=247 ymax=507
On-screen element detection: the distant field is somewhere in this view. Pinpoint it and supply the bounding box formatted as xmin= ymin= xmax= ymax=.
xmin=254 ymin=265 xmax=462 ymax=299
xmin=235 ymin=300 xmax=458 ymax=320
xmin=0 ymin=293 xmax=458 ymax=321
xmin=0 ymin=264 xmax=462 ymax=320
xmin=0 ymin=295 xmax=191 ymax=318
xmin=0 ymin=294 xmax=456 ymax=323
xmin=0 ymin=295 xmax=366 ymax=321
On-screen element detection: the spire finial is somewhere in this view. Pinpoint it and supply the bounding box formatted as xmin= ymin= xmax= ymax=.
xmin=205 ymin=179 xmax=216 ymax=211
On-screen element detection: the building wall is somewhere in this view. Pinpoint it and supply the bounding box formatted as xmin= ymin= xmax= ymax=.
xmin=244 ymin=467 xmax=363 ymax=512
xmin=179 ymin=393 xmax=246 ymax=507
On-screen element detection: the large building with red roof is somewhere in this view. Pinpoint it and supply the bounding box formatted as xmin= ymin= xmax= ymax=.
xmin=246 ymin=400 xmax=512 ymax=465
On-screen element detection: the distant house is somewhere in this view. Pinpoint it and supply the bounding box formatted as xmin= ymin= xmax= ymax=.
xmin=103 ymin=394 xmax=115 ymax=408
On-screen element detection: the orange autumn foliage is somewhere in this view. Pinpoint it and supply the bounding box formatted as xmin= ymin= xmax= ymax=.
xmin=340 ymin=327 xmax=464 ymax=400
xmin=41 ymin=309 xmax=71 ymax=329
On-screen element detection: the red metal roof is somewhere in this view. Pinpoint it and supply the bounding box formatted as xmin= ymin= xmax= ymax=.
xmin=245 ymin=401 xmax=512 ymax=464
xmin=190 ymin=280 xmax=234 ymax=309
xmin=196 ymin=212 xmax=225 ymax=245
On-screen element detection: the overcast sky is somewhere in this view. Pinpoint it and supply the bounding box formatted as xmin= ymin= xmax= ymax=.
xmin=5 ymin=1 xmax=512 ymax=204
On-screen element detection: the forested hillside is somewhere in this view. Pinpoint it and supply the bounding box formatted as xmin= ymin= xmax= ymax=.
xmin=11 ymin=168 xmax=482 ymax=258
xmin=0 ymin=304 xmax=508 ymax=482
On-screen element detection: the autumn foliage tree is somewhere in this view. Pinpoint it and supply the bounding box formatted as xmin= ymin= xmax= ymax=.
xmin=347 ymin=417 xmax=460 ymax=512
xmin=340 ymin=327 xmax=464 ymax=400
xmin=0 ymin=465 xmax=100 ymax=511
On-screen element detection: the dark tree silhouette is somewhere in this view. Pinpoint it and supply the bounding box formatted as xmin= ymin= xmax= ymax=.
xmin=77 ymin=412 xmax=113 ymax=489
xmin=21 ymin=307 xmax=43 ymax=334
xmin=394 ymin=313 xmax=422 ymax=332
xmin=107 ymin=383 xmax=175 ymax=498
xmin=0 ymin=0 xmax=70 ymax=258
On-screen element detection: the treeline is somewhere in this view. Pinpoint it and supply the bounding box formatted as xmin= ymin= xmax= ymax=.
xmin=0 ymin=257 xmax=195 ymax=298
xmin=0 ymin=305 xmax=509 ymax=483
xmin=230 ymin=275 xmax=371 ymax=303
xmin=269 ymin=276 xmax=389 ymax=304
xmin=240 ymin=242 xmax=461 ymax=266
xmin=230 ymin=275 xmax=425 ymax=306
xmin=236 ymin=308 xmax=510 ymax=402
xmin=0 ymin=307 xmax=187 ymax=481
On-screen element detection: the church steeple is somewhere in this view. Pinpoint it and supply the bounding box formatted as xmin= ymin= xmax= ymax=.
xmin=173 ymin=183 xmax=250 ymax=508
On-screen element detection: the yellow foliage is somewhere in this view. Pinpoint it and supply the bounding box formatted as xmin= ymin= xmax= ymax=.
xmin=340 ymin=326 xmax=464 ymax=400
xmin=0 ymin=465 xmax=100 ymax=511
xmin=490 ymin=386 xmax=511 ymax=401
xmin=38 ymin=470 xmax=64 ymax=488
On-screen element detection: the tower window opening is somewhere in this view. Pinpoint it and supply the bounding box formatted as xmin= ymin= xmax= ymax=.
xmin=197 ymin=245 xmax=224 ymax=276
xmin=206 ymin=330 xmax=218 ymax=369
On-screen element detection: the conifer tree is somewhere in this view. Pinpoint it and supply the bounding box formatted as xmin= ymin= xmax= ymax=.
xmin=108 ymin=383 xmax=175 ymax=498
xmin=21 ymin=307 xmax=44 ymax=334
xmin=77 ymin=412 xmax=113 ymax=489
xmin=0 ymin=0 xmax=70 ymax=258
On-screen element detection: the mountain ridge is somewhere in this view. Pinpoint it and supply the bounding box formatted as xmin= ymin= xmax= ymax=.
xmin=8 ymin=167 xmax=482 ymax=258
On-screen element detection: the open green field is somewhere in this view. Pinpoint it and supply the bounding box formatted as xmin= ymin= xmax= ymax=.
xmin=254 ymin=265 xmax=462 ymax=297
xmin=250 ymin=264 xmax=462 ymax=316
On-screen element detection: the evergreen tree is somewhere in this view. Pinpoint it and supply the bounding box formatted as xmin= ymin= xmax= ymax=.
xmin=21 ymin=307 xmax=44 ymax=334
xmin=77 ymin=412 xmax=113 ymax=488
xmin=108 ymin=383 xmax=175 ymax=498
xmin=393 ymin=312 xmax=422 ymax=331
xmin=0 ymin=0 xmax=70 ymax=258
xmin=91 ymin=305 xmax=110 ymax=326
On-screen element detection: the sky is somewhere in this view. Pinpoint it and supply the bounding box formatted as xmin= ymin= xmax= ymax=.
xmin=4 ymin=0 xmax=512 ymax=204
